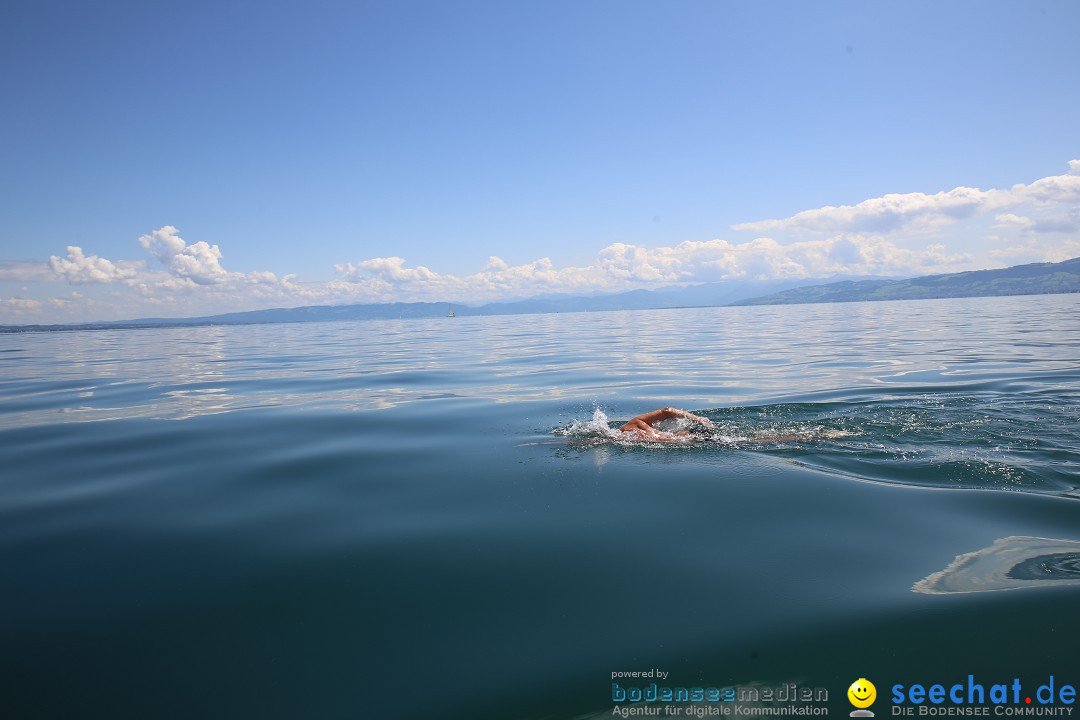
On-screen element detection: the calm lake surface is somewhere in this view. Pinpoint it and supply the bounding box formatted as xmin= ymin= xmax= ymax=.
xmin=2 ymin=294 xmax=1079 ymax=719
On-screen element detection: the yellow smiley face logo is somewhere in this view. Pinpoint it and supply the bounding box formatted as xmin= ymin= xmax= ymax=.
xmin=848 ymin=679 xmax=876 ymax=708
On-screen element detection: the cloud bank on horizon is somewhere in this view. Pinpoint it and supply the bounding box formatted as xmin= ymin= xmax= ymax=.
xmin=3 ymin=160 xmax=1079 ymax=323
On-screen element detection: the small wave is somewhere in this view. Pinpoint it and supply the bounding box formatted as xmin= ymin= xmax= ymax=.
xmin=914 ymin=536 xmax=1080 ymax=594
xmin=554 ymin=395 xmax=1079 ymax=497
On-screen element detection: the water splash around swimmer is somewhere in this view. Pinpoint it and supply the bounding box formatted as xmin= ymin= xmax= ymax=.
xmin=555 ymin=406 xmax=854 ymax=448
xmin=551 ymin=395 xmax=1077 ymax=496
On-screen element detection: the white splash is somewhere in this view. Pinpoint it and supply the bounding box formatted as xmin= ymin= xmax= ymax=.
xmin=559 ymin=407 xmax=622 ymax=440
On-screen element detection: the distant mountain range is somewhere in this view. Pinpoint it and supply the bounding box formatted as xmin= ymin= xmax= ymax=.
xmin=0 ymin=276 xmax=861 ymax=332
xmin=3 ymin=257 xmax=1078 ymax=333
xmin=733 ymin=256 xmax=1080 ymax=306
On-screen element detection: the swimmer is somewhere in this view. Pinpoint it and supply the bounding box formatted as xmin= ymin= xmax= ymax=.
xmin=618 ymin=407 xmax=852 ymax=444
xmin=619 ymin=407 xmax=714 ymax=442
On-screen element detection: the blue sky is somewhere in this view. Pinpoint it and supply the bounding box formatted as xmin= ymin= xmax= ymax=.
xmin=2 ymin=0 xmax=1078 ymax=322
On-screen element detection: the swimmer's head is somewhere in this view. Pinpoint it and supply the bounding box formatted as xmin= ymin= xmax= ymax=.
xmin=675 ymin=426 xmax=713 ymax=441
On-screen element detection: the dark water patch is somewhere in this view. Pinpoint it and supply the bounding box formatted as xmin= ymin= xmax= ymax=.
xmin=1008 ymin=550 xmax=1080 ymax=580
xmin=2 ymin=295 xmax=1080 ymax=719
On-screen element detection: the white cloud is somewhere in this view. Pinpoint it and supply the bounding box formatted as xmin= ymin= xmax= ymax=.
xmin=2 ymin=226 xmax=335 ymax=322
xmin=48 ymin=246 xmax=140 ymax=284
xmin=990 ymin=237 xmax=1080 ymax=265
xmin=6 ymin=157 xmax=1080 ymax=324
xmin=0 ymin=261 xmax=56 ymax=283
xmin=994 ymin=209 xmax=1079 ymax=233
xmin=993 ymin=213 xmax=1034 ymax=228
xmin=734 ymin=160 xmax=1080 ymax=234
xmin=335 ymin=234 xmax=974 ymax=302
xmin=138 ymin=226 xmax=230 ymax=285
xmin=0 ymin=297 xmax=43 ymax=315
xmin=132 ymin=227 xmax=312 ymax=300
xmin=733 ymin=186 xmax=1004 ymax=234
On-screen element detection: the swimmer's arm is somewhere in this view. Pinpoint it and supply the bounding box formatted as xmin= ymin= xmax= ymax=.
xmin=619 ymin=407 xmax=713 ymax=431
xmin=619 ymin=407 xmax=678 ymax=430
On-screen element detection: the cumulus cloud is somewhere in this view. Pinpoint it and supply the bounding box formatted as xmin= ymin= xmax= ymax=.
xmin=994 ymin=208 xmax=1079 ymax=233
xmin=7 ymin=157 xmax=1080 ymax=324
xmin=128 ymin=226 xmax=310 ymax=299
xmin=734 ymin=160 xmax=1080 ymax=234
xmin=124 ymin=223 xmax=315 ymax=302
xmin=1023 ymin=164 xmax=1080 ymax=205
xmin=734 ymin=187 xmax=1004 ymax=234
xmin=138 ymin=226 xmax=230 ymax=285
xmin=994 ymin=213 xmax=1034 ymax=228
xmin=48 ymin=246 xmax=140 ymax=284
xmin=335 ymin=234 xmax=973 ymax=302
xmin=1 ymin=226 xmax=331 ymax=322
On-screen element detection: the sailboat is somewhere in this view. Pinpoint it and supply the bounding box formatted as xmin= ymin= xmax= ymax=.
xmin=447 ymin=303 xmax=455 ymax=318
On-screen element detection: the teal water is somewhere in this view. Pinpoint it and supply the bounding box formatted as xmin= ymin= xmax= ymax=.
xmin=1 ymin=294 xmax=1079 ymax=719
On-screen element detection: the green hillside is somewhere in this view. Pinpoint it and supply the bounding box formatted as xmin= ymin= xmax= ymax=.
xmin=734 ymin=257 xmax=1080 ymax=306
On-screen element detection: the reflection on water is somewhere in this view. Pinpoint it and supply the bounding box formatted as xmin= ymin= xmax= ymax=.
xmin=1 ymin=294 xmax=1078 ymax=499
xmin=2 ymin=294 xmax=1078 ymax=428
xmin=914 ymin=536 xmax=1080 ymax=594
xmin=2 ymin=294 xmax=1080 ymax=720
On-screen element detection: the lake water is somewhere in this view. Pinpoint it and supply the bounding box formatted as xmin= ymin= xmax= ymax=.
xmin=2 ymin=294 xmax=1079 ymax=720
